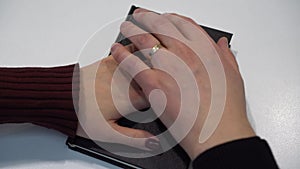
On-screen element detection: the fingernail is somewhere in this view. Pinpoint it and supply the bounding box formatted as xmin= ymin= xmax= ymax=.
xmin=222 ymin=37 xmax=229 ymax=48
xmin=111 ymin=43 xmax=119 ymax=54
xmin=145 ymin=138 xmax=162 ymax=152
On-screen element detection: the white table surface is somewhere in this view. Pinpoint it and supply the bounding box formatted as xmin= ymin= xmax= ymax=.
xmin=0 ymin=0 xmax=299 ymax=168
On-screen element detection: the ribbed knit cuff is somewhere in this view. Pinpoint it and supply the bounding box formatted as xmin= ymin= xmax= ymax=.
xmin=0 ymin=64 xmax=79 ymax=137
xmin=192 ymin=136 xmax=279 ymax=169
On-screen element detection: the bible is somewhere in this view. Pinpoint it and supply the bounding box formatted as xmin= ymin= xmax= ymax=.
xmin=66 ymin=5 xmax=233 ymax=169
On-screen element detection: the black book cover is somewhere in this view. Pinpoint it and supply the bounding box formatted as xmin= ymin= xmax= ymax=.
xmin=66 ymin=5 xmax=233 ymax=169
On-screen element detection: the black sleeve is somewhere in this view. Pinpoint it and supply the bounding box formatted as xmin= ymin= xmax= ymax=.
xmin=192 ymin=137 xmax=279 ymax=169
xmin=0 ymin=64 xmax=80 ymax=137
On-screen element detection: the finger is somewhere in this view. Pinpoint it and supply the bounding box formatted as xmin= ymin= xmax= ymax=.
xmin=164 ymin=13 xmax=219 ymax=46
xmin=134 ymin=8 xmax=198 ymax=27
xmin=110 ymin=43 xmax=154 ymax=88
xmin=133 ymin=8 xmax=163 ymax=19
xmin=110 ymin=122 xmax=161 ymax=152
xmin=164 ymin=13 xmax=199 ymax=27
xmin=133 ymin=7 xmax=153 ymax=14
xmin=121 ymin=21 xmax=167 ymax=59
xmin=217 ymin=37 xmax=239 ymax=71
xmin=162 ymin=13 xmax=203 ymax=41
xmin=129 ymin=80 xmax=150 ymax=110
xmin=133 ymin=9 xmax=186 ymax=47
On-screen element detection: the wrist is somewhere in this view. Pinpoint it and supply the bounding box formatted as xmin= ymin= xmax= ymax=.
xmin=183 ymin=115 xmax=255 ymax=160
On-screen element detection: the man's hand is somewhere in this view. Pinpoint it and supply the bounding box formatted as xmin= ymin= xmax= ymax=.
xmin=111 ymin=8 xmax=255 ymax=159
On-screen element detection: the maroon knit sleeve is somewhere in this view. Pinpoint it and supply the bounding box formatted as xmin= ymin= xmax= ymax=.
xmin=0 ymin=64 xmax=80 ymax=138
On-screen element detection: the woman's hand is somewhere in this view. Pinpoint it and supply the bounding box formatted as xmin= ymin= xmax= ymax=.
xmin=76 ymin=55 xmax=161 ymax=152
xmin=111 ymin=8 xmax=255 ymax=159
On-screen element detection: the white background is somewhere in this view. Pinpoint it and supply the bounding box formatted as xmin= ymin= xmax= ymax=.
xmin=0 ymin=0 xmax=299 ymax=168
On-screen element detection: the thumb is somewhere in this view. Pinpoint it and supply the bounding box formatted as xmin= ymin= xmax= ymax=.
xmin=109 ymin=122 xmax=161 ymax=152
xmin=217 ymin=37 xmax=239 ymax=71
xmin=217 ymin=36 xmax=229 ymax=49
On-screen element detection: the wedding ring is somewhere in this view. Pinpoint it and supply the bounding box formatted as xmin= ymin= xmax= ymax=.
xmin=149 ymin=44 xmax=163 ymax=56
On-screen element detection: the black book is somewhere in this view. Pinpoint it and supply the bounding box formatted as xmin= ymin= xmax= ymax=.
xmin=66 ymin=5 xmax=233 ymax=169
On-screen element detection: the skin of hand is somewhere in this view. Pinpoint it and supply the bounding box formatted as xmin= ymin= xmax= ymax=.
xmin=75 ymin=54 xmax=162 ymax=151
xmin=110 ymin=8 xmax=256 ymax=159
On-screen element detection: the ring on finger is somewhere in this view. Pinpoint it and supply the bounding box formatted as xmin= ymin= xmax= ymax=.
xmin=149 ymin=44 xmax=163 ymax=56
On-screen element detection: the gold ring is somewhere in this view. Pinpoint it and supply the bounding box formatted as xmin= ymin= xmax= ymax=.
xmin=149 ymin=44 xmax=163 ymax=56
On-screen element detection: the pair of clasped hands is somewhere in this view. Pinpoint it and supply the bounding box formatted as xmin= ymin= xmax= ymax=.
xmin=76 ymin=8 xmax=255 ymax=159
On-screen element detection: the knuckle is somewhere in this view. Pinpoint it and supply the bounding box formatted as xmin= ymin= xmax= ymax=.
xmin=162 ymin=13 xmax=172 ymax=18
xmin=114 ymin=49 xmax=124 ymax=61
xmin=185 ymin=16 xmax=194 ymax=23
xmin=137 ymin=34 xmax=150 ymax=46
xmin=178 ymin=14 xmax=194 ymax=23
xmin=175 ymin=18 xmax=187 ymax=27
xmin=136 ymin=34 xmax=157 ymax=49
xmin=165 ymin=13 xmax=179 ymax=18
xmin=169 ymin=13 xmax=177 ymax=16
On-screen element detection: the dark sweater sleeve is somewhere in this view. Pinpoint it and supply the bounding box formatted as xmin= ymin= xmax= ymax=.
xmin=192 ymin=136 xmax=279 ymax=169
xmin=0 ymin=64 xmax=80 ymax=138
